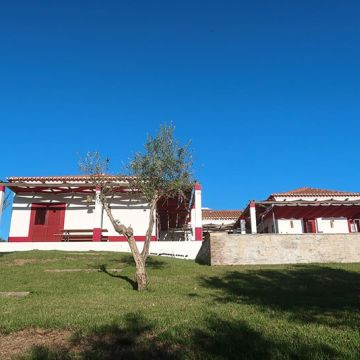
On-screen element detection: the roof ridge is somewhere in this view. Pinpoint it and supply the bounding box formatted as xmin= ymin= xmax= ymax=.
xmin=271 ymin=186 xmax=360 ymax=196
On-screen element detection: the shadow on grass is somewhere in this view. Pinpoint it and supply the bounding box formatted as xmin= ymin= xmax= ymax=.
xmin=21 ymin=314 xmax=182 ymax=360
xmin=99 ymin=264 xmax=137 ymax=290
xmin=21 ymin=314 xmax=340 ymax=360
xmin=192 ymin=316 xmax=338 ymax=360
xmin=0 ymin=252 xmax=13 ymax=258
xmin=118 ymin=254 xmax=168 ymax=269
xmin=199 ymin=265 xmax=360 ymax=329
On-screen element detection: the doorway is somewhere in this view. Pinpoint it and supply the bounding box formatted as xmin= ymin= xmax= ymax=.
xmin=29 ymin=204 xmax=65 ymax=241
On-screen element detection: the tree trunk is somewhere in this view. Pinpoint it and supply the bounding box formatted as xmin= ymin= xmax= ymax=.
xmin=100 ymin=193 xmax=149 ymax=290
xmin=141 ymin=197 xmax=158 ymax=261
xmin=135 ymin=258 xmax=148 ymax=291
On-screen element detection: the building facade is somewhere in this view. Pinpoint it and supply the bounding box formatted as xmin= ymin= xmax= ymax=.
xmin=1 ymin=176 xmax=203 ymax=242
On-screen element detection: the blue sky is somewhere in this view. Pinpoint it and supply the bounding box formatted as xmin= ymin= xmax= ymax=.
xmin=1 ymin=1 xmax=360 ymax=238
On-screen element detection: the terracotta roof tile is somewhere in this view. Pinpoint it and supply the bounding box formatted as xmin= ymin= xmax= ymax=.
xmin=202 ymin=209 xmax=242 ymax=220
xmin=270 ymin=187 xmax=360 ymax=197
xmin=7 ymin=175 xmax=132 ymax=183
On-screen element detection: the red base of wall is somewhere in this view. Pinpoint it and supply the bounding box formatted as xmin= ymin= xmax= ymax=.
xmin=8 ymin=237 xmax=31 ymax=242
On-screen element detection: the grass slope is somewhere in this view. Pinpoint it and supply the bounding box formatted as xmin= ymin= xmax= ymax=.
xmin=0 ymin=251 xmax=359 ymax=359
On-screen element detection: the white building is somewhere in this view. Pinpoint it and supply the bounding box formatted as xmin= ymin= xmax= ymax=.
xmin=239 ymin=187 xmax=360 ymax=234
xmin=1 ymin=175 xmax=203 ymax=242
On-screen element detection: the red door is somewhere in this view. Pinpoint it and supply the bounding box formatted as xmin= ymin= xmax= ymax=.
xmin=29 ymin=204 xmax=65 ymax=241
xmin=304 ymin=219 xmax=317 ymax=233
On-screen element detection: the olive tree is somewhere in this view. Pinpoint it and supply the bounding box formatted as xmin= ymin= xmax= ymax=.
xmin=79 ymin=124 xmax=194 ymax=290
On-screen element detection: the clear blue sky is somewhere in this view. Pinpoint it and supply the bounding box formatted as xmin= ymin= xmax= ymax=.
xmin=1 ymin=1 xmax=360 ymax=238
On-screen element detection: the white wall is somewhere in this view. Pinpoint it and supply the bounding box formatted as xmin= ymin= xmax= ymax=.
xmin=0 ymin=241 xmax=203 ymax=260
xmin=277 ymin=219 xmax=304 ymax=234
xmin=9 ymin=195 xmax=32 ymax=237
xmin=316 ymin=218 xmax=349 ymax=234
xmin=202 ymin=219 xmax=236 ymax=226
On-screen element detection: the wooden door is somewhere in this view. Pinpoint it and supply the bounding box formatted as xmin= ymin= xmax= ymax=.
xmin=29 ymin=204 xmax=65 ymax=241
xmin=304 ymin=219 xmax=317 ymax=233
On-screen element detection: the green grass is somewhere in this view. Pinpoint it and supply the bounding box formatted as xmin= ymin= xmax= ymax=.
xmin=1 ymin=251 xmax=360 ymax=359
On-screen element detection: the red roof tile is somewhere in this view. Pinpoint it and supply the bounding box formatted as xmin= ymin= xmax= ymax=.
xmin=270 ymin=187 xmax=360 ymax=197
xmin=202 ymin=209 xmax=242 ymax=220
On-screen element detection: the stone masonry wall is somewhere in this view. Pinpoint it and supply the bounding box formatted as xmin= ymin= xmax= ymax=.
xmin=210 ymin=233 xmax=360 ymax=265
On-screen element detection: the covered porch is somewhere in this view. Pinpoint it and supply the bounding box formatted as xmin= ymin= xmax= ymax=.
xmin=239 ymin=200 xmax=360 ymax=234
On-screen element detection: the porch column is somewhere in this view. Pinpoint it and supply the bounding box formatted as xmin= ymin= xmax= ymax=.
xmin=250 ymin=201 xmax=257 ymax=234
xmin=240 ymin=219 xmax=246 ymax=234
xmin=193 ymin=183 xmax=203 ymax=241
xmin=92 ymin=186 xmax=103 ymax=241
xmin=0 ymin=186 xmax=5 ymax=226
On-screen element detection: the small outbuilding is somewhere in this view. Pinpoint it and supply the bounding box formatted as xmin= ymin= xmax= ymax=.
xmin=238 ymin=187 xmax=360 ymax=234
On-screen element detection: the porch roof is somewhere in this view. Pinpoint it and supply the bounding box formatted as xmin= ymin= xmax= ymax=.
xmin=0 ymin=175 xmax=133 ymax=194
xmin=241 ymin=200 xmax=360 ymax=222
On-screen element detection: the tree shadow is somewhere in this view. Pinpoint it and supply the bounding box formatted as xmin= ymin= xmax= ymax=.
xmin=98 ymin=264 xmax=137 ymax=290
xmin=117 ymin=254 xmax=168 ymax=270
xmin=192 ymin=316 xmax=338 ymax=360
xmin=0 ymin=252 xmax=13 ymax=258
xmin=19 ymin=312 xmax=343 ymax=359
xmin=21 ymin=313 xmax=182 ymax=360
xmin=199 ymin=265 xmax=360 ymax=329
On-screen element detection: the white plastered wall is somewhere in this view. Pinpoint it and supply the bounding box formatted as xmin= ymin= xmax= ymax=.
xmin=316 ymin=218 xmax=349 ymax=234
xmin=277 ymin=219 xmax=304 ymax=234
xmin=101 ymin=194 xmax=155 ymax=236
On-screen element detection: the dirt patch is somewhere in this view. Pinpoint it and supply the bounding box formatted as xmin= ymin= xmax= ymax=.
xmin=45 ymin=268 xmax=123 ymax=273
xmin=0 ymin=328 xmax=71 ymax=359
xmin=4 ymin=258 xmax=58 ymax=266
xmin=0 ymin=292 xmax=30 ymax=298
xmin=67 ymin=252 xmax=104 ymax=256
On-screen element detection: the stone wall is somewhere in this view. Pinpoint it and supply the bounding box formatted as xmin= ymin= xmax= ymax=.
xmin=210 ymin=233 xmax=360 ymax=265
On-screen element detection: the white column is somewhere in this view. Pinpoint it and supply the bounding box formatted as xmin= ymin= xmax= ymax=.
xmin=240 ymin=219 xmax=246 ymax=234
xmin=0 ymin=186 xmax=5 ymax=227
xmin=250 ymin=201 xmax=257 ymax=234
xmin=92 ymin=186 xmax=103 ymax=241
xmin=192 ymin=183 xmax=203 ymax=240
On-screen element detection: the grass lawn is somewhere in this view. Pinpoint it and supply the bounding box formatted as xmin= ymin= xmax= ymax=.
xmin=0 ymin=251 xmax=359 ymax=359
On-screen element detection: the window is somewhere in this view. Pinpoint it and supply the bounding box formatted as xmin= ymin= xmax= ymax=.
xmin=290 ymin=220 xmax=294 ymax=228
xmin=34 ymin=208 xmax=46 ymax=225
xmin=330 ymin=219 xmax=334 ymax=228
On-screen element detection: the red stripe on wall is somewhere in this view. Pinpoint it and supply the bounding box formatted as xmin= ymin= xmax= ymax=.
xmin=8 ymin=237 xmax=31 ymax=242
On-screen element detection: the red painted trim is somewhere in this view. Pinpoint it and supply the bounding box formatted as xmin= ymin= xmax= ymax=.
xmin=250 ymin=201 xmax=256 ymax=208
xmin=92 ymin=228 xmax=102 ymax=241
xmin=95 ymin=185 xmax=101 ymax=191
xmin=194 ymin=183 xmax=202 ymax=191
xmin=0 ymin=185 xmax=5 ymax=192
xmin=348 ymin=219 xmax=353 ymax=233
xmin=107 ymin=235 xmax=157 ymax=242
xmin=195 ymin=227 xmax=203 ymax=241
xmin=8 ymin=237 xmax=31 ymax=242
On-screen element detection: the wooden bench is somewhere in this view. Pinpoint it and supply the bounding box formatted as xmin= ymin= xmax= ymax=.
xmin=57 ymin=229 xmax=108 ymax=242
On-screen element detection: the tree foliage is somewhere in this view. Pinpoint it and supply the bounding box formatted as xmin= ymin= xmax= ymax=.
xmin=79 ymin=124 xmax=195 ymax=290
